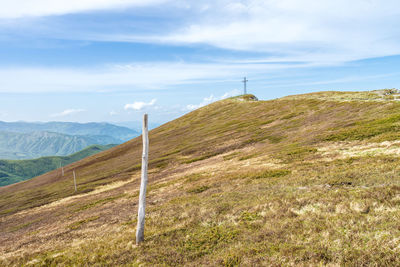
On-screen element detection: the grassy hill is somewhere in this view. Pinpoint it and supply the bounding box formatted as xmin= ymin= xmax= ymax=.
xmin=1 ymin=90 xmax=400 ymax=266
xmin=0 ymin=144 xmax=116 ymax=187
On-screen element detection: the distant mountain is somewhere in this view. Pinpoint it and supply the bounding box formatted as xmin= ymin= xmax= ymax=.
xmin=0 ymin=131 xmax=119 ymax=160
xmin=0 ymin=121 xmax=139 ymax=160
xmin=0 ymin=144 xmax=115 ymax=187
xmin=112 ymin=121 xmax=160 ymax=132
xmin=0 ymin=121 xmax=138 ymax=143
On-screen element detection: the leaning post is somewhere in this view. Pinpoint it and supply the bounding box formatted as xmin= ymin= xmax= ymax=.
xmin=136 ymin=114 xmax=149 ymax=244
xmin=73 ymin=169 xmax=77 ymax=192
xmin=60 ymin=161 xmax=64 ymax=176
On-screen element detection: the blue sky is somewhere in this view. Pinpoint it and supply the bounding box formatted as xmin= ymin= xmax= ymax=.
xmin=1 ymin=0 xmax=400 ymax=124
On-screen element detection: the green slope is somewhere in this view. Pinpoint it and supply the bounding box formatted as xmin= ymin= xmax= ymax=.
xmin=0 ymin=144 xmax=115 ymax=186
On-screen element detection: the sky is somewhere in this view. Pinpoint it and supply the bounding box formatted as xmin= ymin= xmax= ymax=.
xmin=0 ymin=0 xmax=400 ymax=124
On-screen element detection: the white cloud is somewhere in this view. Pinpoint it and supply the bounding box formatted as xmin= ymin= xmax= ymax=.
xmin=124 ymin=99 xmax=157 ymax=111
xmin=0 ymin=0 xmax=399 ymax=95
xmin=51 ymin=108 xmax=85 ymax=117
xmin=109 ymin=110 xmax=118 ymax=116
xmin=186 ymin=89 xmax=241 ymax=111
xmin=0 ymin=62 xmax=305 ymax=93
xmin=160 ymin=0 xmax=400 ymax=63
xmin=0 ymin=0 xmax=168 ymax=19
xmin=0 ymin=0 xmax=399 ymax=66
xmin=89 ymin=0 xmax=400 ymax=64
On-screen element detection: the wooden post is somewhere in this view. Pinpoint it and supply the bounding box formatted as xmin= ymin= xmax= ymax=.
xmin=73 ymin=170 xmax=77 ymax=192
xmin=136 ymin=114 xmax=149 ymax=244
xmin=60 ymin=162 xmax=64 ymax=176
xmin=59 ymin=161 xmax=64 ymax=176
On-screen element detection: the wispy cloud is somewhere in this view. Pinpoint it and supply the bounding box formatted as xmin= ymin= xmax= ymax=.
xmin=0 ymin=0 xmax=399 ymax=98
xmin=51 ymin=108 xmax=85 ymax=117
xmin=0 ymin=111 xmax=8 ymax=118
xmin=0 ymin=0 xmax=168 ymax=19
xmin=186 ymin=89 xmax=241 ymax=111
xmin=1 ymin=0 xmax=400 ymax=66
xmin=124 ymin=99 xmax=157 ymax=111
xmin=0 ymin=62 xmax=313 ymax=93
xmin=82 ymin=0 xmax=400 ymax=64
xmin=166 ymin=1 xmax=400 ymax=63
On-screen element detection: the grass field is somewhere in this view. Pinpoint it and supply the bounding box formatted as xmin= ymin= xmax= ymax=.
xmin=0 ymin=90 xmax=399 ymax=266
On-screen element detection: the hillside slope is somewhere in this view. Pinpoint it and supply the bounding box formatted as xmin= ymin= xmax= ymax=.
xmin=1 ymin=91 xmax=400 ymax=266
xmin=0 ymin=144 xmax=116 ymax=187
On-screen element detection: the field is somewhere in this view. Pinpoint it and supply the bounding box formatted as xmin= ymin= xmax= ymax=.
xmin=0 ymin=90 xmax=399 ymax=266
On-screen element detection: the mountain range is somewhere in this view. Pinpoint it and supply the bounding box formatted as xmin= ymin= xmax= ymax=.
xmin=113 ymin=121 xmax=160 ymax=131
xmin=0 ymin=121 xmax=138 ymax=160
xmin=0 ymin=121 xmax=138 ymax=141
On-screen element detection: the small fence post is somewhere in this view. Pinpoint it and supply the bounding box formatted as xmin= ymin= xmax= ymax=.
xmin=59 ymin=162 xmax=64 ymax=176
xmin=136 ymin=114 xmax=149 ymax=244
xmin=73 ymin=170 xmax=77 ymax=192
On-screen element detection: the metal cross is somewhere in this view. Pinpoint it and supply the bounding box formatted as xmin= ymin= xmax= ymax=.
xmin=242 ymin=77 xmax=248 ymax=95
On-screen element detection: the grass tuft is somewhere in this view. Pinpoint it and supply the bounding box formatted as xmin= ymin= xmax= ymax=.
xmin=68 ymin=216 xmax=99 ymax=230
xmin=187 ymin=185 xmax=210 ymax=194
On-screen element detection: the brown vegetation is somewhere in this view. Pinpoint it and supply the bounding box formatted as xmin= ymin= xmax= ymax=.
xmin=1 ymin=91 xmax=400 ymax=266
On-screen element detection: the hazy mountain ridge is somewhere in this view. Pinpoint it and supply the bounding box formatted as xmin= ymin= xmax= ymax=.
xmin=113 ymin=121 xmax=161 ymax=132
xmin=0 ymin=131 xmax=119 ymax=160
xmin=0 ymin=121 xmax=139 ymax=160
xmin=0 ymin=144 xmax=115 ymax=187
xmin=0 ymin=121 xmax=138 ymax=142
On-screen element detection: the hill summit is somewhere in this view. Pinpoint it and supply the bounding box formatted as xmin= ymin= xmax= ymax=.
xmin=1 ymin=90 xmax=400 ymax=266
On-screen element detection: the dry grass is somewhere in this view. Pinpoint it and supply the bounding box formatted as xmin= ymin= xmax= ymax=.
xmin=1 ymin=91 xmax=400 ymax=266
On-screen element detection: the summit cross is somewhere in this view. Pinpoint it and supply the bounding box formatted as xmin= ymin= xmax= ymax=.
xmin=242 ymin=77 xmax=248 ymax=95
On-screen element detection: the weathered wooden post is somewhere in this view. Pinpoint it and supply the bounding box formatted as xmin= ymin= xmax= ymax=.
xmin=59 ymin=162 xmax=64 ymax=176
xmin=73 ymin=169 xmax=77 ymax=192
xmin=136 ymin=114 xmax=149 ymax=244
